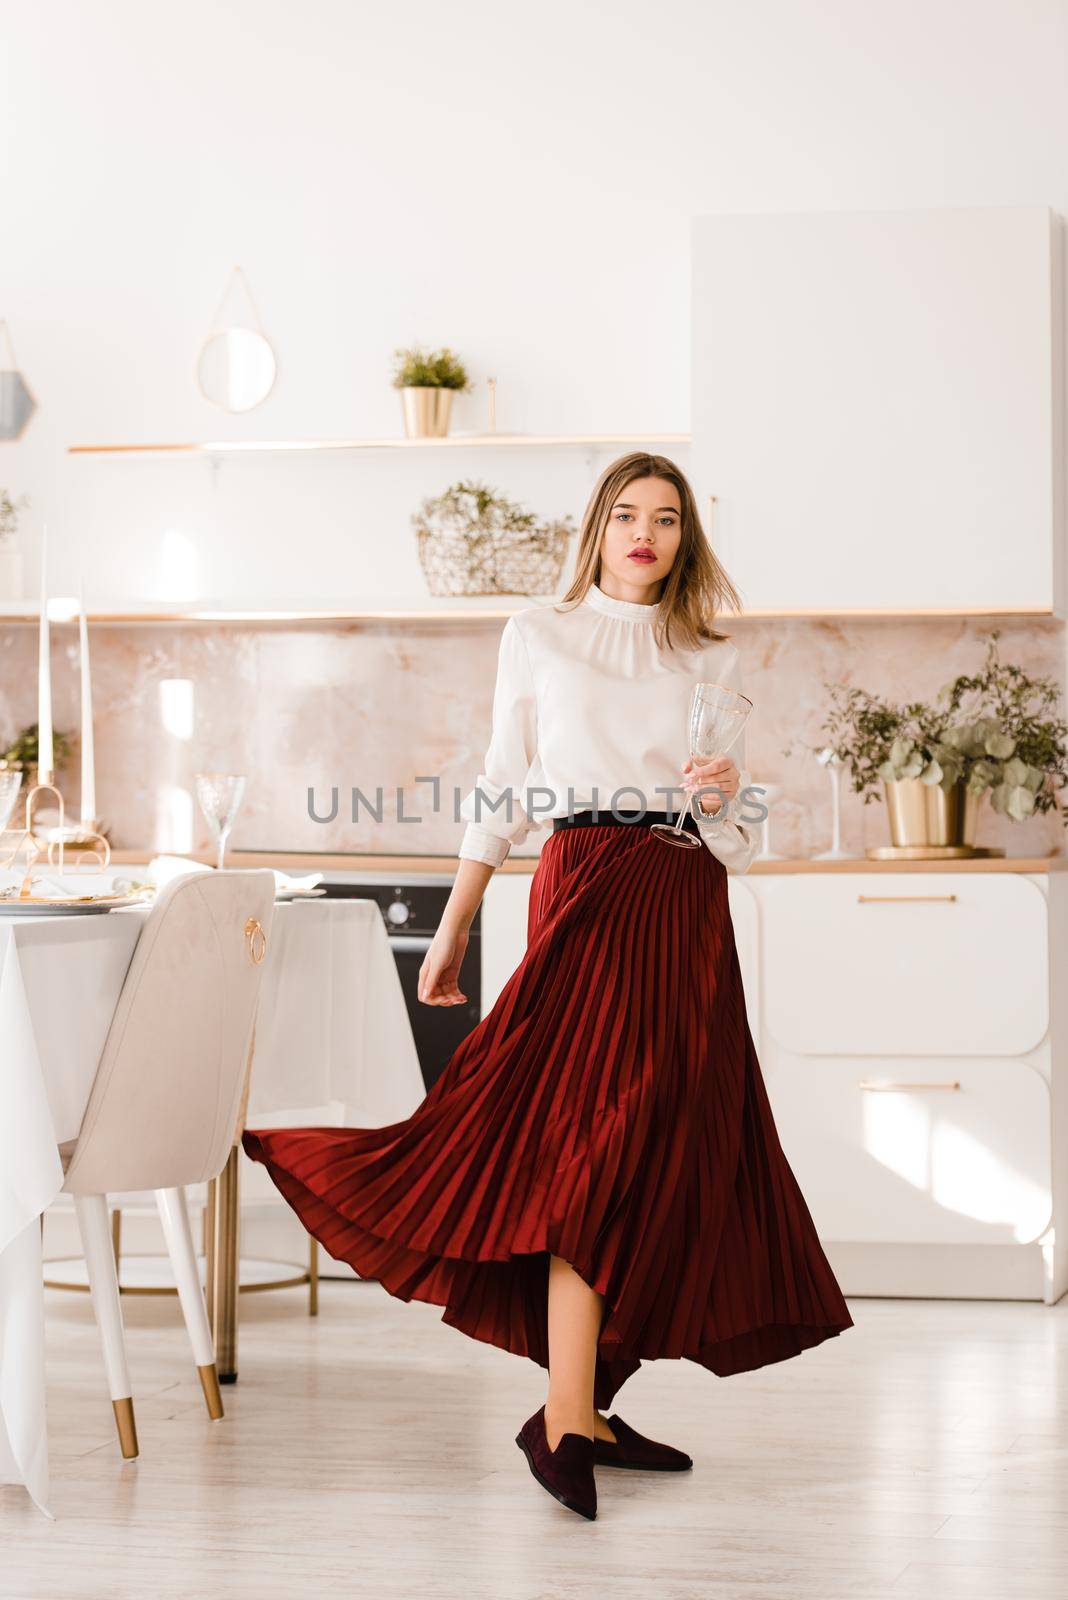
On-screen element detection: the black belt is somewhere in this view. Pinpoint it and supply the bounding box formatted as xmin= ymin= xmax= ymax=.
xmin=551 ymin=807 xmax=701 ymax=838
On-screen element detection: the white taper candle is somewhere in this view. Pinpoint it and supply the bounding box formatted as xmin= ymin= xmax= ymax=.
xmin=37 ymin=523 xmax=54 ymax=785
xmin=78 ymin=575 xmax=95 ymax=824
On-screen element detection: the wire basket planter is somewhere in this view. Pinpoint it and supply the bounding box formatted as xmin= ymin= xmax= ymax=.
xmin=413 ymin=480 xmax=574 ymax=597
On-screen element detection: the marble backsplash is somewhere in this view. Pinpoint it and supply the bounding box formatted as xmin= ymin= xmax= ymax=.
xmin=1 ymin=614 xmax=1065 ymax=862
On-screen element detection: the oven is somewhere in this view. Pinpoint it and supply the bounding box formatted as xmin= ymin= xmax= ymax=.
xmin=318 ymin=872 xmax=482 ymax=1091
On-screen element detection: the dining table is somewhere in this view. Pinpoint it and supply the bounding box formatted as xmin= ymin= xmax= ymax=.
xmin=0 ymin=883 xmax=425 ymax=1518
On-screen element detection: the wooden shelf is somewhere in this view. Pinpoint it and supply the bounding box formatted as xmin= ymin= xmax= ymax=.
xmin=0 ymin=597 xmax=1058 ymax=625
xmin=67 ymin=431 xmax=691 ymax=458
xmin=1 ymin=599 xmax=1058 ymax=624
xmin=98 ymin=846 xmax=1068 ymax=876
xmin=0 ymin=594 xmax=565 ymax=623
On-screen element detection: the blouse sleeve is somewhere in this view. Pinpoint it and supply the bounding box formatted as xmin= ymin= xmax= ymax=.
xmin=693 ymin=645 xmax=760 ymax=875
xmin=457 ymin=616 xmax=540 ymax=868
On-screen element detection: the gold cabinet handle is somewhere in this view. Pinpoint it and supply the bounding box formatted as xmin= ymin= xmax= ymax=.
xmin=244 ymin=917 xmax=267 ymax=964
xmin=859 ymin=1080 xmax=961 ymax=1091
xmin=856 ymin=894 xmax=958 ymax=903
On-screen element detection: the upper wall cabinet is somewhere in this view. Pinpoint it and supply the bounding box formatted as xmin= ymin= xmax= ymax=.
xmin=691 ymin=206 xmax=1065 ymax=615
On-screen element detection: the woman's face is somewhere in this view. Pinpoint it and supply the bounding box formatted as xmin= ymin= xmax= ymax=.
xmin=598 ymin=475 xmax=683 ymax=599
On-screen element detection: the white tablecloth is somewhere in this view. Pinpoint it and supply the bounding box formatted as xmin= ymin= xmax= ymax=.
xmin=0 ymin=898 xmax=424 ymax=1516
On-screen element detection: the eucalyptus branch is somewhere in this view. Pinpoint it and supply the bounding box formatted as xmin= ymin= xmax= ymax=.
xmin=782 ymin=631 xmax=1068 ymax=827
xmin=0 ymin=487 xmax=29 ymax=540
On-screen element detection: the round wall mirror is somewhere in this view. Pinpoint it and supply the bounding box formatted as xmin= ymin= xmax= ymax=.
xmin=0 ymin=369 xmax=36 ymax=439
xmin=197 ymin=327 xmax=277 ymax=413
xmin=0 ymin=322 xmax=36 ymax=439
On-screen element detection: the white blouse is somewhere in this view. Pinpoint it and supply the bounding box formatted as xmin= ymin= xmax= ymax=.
xmin=458 ymin=582 xmax=759 ymax=874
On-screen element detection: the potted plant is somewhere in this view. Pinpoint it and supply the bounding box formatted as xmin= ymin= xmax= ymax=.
xmin=0 ymin=723 xmax=74 ymax=831
xmin=412 ymin=479 xmax=575 ymax=597
xmin=0 ymin=488 xmax=28 ymax=600
xmin=784 ymin=632 xmax=1068 ymax=854
xmin=391 ymin=344 xmax=471 ymax=439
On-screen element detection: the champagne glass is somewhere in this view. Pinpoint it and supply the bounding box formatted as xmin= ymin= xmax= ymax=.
xmin=0 ymin=769 xmax=26 ymax=873
xmin=0 ymin=768 xmax=24 ymax=835
xmin=650 ymin=681 xmax=753 ymax=850
xmin=195 ymin=772 xmax=247 ymax=869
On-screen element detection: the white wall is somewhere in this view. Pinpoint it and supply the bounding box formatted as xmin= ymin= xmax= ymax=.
xmin=0 ymin=0 xmax=1066 ymax=601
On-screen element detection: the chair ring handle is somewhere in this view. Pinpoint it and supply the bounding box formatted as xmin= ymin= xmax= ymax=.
xmin=244 ymin=916 xmax=267 ymax=964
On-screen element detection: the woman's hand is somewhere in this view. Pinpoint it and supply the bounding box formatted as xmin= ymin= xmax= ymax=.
xmin=682 ymin=755 xmax=739 ymax=816
xmin=418 ymin=919 xmax=470 ymax=1006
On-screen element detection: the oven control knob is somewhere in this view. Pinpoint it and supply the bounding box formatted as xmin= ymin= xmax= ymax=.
xmin=386 ymin=896 xmax=411 ymax=927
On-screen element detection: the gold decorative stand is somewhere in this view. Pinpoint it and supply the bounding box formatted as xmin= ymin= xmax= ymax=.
xmin=204 ymin=1019 xmax=319 ymax=1384
xmin=872 ymin=778 xmax=1006 ymax=860
xmin=865 ymin=844 xmax=1006 ymax=861
xmin=0 ymin=779 xmax=111 ymax=887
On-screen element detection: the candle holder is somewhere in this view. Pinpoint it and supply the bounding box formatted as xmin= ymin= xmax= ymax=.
xmin=0 ymin=781 xmax=111 ymax=897
xmin=754 ymin=781 xmax=788 ymax=861
xmin=28 ymin=807 xmax=109 ymax=852
xmin=812 ymin=748 xmax=852 ymax=861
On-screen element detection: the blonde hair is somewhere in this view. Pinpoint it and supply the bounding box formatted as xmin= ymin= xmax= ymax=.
xmin=555 ymin=452 xmax=742 ymax=651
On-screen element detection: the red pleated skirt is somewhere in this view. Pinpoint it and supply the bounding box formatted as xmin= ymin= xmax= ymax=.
xmin=242 ymin=822 xmax=854 ymax=1408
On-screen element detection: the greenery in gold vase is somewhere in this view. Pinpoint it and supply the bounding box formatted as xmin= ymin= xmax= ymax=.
xmin=0 ymin=487 xmax=29 ymax=539
xmin=783 ymin=631 xmax=1068 ymax=828
xmin=391 ymin=345 xmax=471 ymax=391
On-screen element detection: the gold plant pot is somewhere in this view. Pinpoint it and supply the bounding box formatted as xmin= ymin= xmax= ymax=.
xmin=400 ymin=386 xmax=454 ymax=439
xmin=883 ymin=776 xmax=979 ymax=848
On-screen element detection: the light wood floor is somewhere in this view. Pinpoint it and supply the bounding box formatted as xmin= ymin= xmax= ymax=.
xmin=3 ymin=1281 xmax=1067 ymax=1598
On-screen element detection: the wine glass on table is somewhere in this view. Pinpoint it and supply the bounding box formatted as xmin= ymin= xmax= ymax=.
xmin=0 ymin=768 xmax=26 ymax=873
xmin=195 ymin=772 xmax=247 ymax=869
xmin=650 ymin=681 xmax=753 ymax=850
xmin=0 ymin=768 xmax=24 ymax=836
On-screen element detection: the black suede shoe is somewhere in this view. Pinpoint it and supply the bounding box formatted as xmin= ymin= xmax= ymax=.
xmin=593 ymin=1413 xmax=693 ymax=1471
xmin=515 ymin=1405 xmax=597 ymax=1519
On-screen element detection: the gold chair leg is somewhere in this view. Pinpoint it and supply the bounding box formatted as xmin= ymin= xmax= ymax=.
xmin=210 ymin=1145 xmax=241 ymax=1382
xmin=197 ymin=1362 xmax=225 ymax=1420
xmin=111 ymin=1206 xmax=122 ymax=1274
xmin=308 ymin=1235 xmax=319 ymax=1317
xmin=112 ymin=1396 xmax=139 ymax=1459
xmin=207 ymin=1017 xmax=257 ymax=1381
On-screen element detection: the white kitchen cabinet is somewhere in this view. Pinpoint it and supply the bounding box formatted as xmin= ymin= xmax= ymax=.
xmin=769 ymin=1054 xmax=1051 ymax=1247
xmin=748 ymin=868 xmax=1068 ymax=1304
xmin=480 ymin=869 xmax=535 ymax=1013
xmin=691 ymin=205 xmax=1065 ymax=615
xmin=760 ymin=873 xmax=1049 ymax=1057
xmin=484 ymin=860 xmax=1067 ymax=1304
xmin=726 ymin=878 xmax=761 ymax=1053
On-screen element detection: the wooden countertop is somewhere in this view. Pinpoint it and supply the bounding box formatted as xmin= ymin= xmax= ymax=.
xmin=102 ymin=847 xmax=1068 ymax=876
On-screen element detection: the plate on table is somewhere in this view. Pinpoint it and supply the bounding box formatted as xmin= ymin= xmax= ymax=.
xmin=83 ymin=879 xmax=328 ymax=904
xmin=0 ymin=891 xmax=146 ymax=916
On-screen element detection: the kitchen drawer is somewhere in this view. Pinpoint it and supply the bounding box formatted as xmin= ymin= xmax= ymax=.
xmin=480 ymin=872 xmax=533 ymax=1015
xmin=727 ymin=879 xmax=761 ymax=1054
xmin=769 ymin=1055 xmax=1052 ymax=1245
xmin=761 ymin=873 xmax=1048 ymax=1057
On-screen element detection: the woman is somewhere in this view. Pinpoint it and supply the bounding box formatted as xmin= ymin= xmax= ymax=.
xmin=242 ymin=452 xmax=854 ymax=1522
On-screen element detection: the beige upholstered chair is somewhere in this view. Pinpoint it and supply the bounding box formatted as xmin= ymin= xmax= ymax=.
xmin=59 ymin=868 xmax=276 ymax=1459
